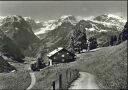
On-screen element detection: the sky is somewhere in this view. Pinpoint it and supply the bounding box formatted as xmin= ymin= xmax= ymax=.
xmin=0 ymin=1 xmax=127 ymax=21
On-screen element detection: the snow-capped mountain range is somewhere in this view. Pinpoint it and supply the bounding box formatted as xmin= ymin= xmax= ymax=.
xmin=34 ymin=14 xmax=126 ymax=36
xmin=34 ymin=15 xmax=78 ymax=35
xmin=0 ymin=14 xmax=126 ymax=37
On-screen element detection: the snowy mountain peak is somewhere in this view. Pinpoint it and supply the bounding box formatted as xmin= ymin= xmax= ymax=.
xmin=24 ymin=17 xmax=32 ymax=21
xmin=35 ymin=15 xmax=78 ymax=35
xmin=0 ymin=16 xmax=6 ymax=25
xmin=1 ymin=15 xmax=27 ymax=25
xmin=107 ymin=14 xmax=123 ymax=19
xmin=0 ymin=16 xmax=5 ymax=20
xmin=93 ymin=14 xmax=126 ymax=25
xmin=60 ymin=15 xmax=74 ymax=20
xmin=59 ymin=15 xmax=77 ymax=25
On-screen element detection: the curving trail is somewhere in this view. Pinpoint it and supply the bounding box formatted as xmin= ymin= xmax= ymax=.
xmin=26 ymin=72 xmax=36 ymax=90
xmin=69 ymin=72 xmax=99 ymax=89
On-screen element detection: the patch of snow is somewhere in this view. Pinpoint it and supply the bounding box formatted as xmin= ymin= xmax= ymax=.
xmin=35 ymin=20 xmax=40 ymax=23
xmin=60 ymin=15 xmax=73 ymax=20
xmin=98 ymin=30 xmax=107 ymax=32
xmin=34 ymin=28 xmax=47 ymax=35
xmin=11 ymin=70 xmax=16 ymax=73
xmin=34 ymin=20 xmax=62 ymax=35
xmin=34 ymin=19 xmax=65 ymax=35
xmin=88 ymin=28 xmax=95 ymax=31
xmin=107 ymin=14 xmax=122 ymax=20
xmin=0 ymin=16 xmax=5 ymax=20
xmin=87 ymin=23 xmax=97 ymax=31
xmin=2 ymin=55 xmax=8 ymax=60
xmin=92 ymin=20 xmax=115 ymax=26
xmin=24 ymin=17 xmax=31 ymax=21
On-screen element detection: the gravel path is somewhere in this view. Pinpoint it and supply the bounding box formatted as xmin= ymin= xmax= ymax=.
xmin=26 ymin=72 xmax=36 ymax=90
xmin=69 ymin=72 xmax=99 ymax=89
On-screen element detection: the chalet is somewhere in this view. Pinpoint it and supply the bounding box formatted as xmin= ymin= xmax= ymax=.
xmin=47 ymin=47 xmax=76 ymax=65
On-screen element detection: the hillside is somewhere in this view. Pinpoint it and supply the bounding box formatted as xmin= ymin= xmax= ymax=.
xmin=0 ymin=15 xmax=40 ymax=56
xmin=74 ymin=41 xmax=127 ymax=89
xmin=0 ymin=29 xmax=25 ymax=62
xmin=24 ymin=17 xmax=43 ymax=31
xmin=0 ymin=56 xmax=16 ymax=73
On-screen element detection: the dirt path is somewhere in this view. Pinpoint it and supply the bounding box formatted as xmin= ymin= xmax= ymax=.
xmin=69 ymin=72 xmax=99 ymax=89
xmin=26 ymin=72 xmax=36 ymax=90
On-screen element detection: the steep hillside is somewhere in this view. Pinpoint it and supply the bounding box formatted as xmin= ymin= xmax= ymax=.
xmin=0 ymin=56 xmax=16 ymax=73
xmin=0 ymin=15 xmax=40 ymax=56
xmin=75 ymin=41 xmax=127 ymax=89
xmin=0 ymin=29 xmax=24 ymax=62
xmin=24 ymin=17 xmax=43 ymax=31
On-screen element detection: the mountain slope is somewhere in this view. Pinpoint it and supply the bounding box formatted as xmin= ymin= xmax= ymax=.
xmin=0 ymin=56 xmax=16 ymax=73
xmin=24 ymin=17 xmax=43 ymax=31
xmin=39 ymin=22 xmax=74 ymax=53
xmin=0 ymin=15 xmax=40 ymax=56
xmin=34 ymin=15 xmax=77 ymax=36
xmin=0 ymin=29 xmax=25 ymax=62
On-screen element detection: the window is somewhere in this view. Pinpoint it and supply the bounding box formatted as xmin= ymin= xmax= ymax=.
xmin=62 ymin=59 xmax=65 ymax=62
xmin=53 ymin=57 xmax=56 ymax=59
xmin=15 ymin=27 xmax=18 ymax=30
xmin=61 ymin=54 xmax=65 ymax=57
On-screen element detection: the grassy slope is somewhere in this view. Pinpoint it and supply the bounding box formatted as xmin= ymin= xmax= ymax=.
xmin=0 ymin=57 xmax=36 ymax=89
xmin=0 ymin=71 xmax=31 ymax=89
xmin=75 ymin=41 xmax=127 ymax=89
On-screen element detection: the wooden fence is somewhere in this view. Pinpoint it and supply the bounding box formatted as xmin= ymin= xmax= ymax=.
xmin=50 ymin=68 xmax=79 ymax=89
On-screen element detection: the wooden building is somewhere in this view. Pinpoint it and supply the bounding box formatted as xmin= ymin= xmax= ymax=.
xmin=47 ymin=47 xmax=76 ymax=65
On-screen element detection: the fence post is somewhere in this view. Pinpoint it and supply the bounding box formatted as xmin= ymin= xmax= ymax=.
xmin=52 ymin=81 xmax=55 ymax=90
xmin=59 ymin=74 xmax=62 ymax=89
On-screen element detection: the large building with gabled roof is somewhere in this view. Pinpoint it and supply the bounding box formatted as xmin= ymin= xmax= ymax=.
xmin=47 ymin=47 xmax=76 ymax=65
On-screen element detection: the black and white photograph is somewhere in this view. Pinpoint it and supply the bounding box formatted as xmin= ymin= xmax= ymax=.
xmin=0 ymin=0 xmax=127 ymax=89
